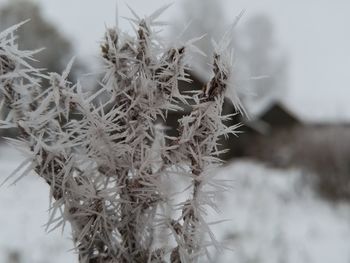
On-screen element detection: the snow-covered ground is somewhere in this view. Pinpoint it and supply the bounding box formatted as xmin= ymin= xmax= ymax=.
xmin=211 ymin=161 xmax=350 ymax=263
xmin=0 ymin=146 xmax=76 ymax=263
xmin=0 ymin=145 xmax=350 ymax=263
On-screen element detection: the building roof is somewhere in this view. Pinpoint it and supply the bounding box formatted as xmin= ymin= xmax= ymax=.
xmin=258 ymin=101 xmax=300 ymax=126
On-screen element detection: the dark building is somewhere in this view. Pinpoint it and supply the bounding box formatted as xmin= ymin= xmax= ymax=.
xmin=163 ymin=71 xmax=302 ymax=161
xmin=236 ymin=101 xmax=302 ymax=163
xmin=258 ymin=102 xmax=300 ymax=128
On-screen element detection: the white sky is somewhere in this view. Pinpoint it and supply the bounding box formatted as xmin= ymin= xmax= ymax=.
xmin=1 ymin=0 xmax=350 ymax=120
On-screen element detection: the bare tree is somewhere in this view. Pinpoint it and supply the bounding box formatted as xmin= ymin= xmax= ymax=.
xmin=235 ymin=14 xmax=288 ymax=108
xmin=0 ymin=0 xmax=84 ymax=81
xmin=172 ymin=0 xmax=227 ymax=78
xmin=173 ymin=3 xmax=288 ymax=110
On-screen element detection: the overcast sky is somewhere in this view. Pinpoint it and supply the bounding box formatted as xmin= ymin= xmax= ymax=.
xmin=1 ymin=0 xmax=349 ymax=120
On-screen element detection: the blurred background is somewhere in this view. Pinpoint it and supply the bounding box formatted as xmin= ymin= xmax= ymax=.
xmin=0 ymin=0 xmax=350 ymax=262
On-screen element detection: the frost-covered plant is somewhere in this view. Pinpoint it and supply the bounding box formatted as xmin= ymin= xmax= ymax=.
xmin=0 ymin=7 xmax=242 ymax=263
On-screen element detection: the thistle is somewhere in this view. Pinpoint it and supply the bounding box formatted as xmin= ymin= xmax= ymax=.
xmin=0 ymin=6 xmax=242 ymax=263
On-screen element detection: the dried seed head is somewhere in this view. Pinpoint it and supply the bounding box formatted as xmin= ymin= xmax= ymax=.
xmin=101 ymin=28 xmax=118 ymax=62
xmin=0 ymin=53 xmax=15 ymax=75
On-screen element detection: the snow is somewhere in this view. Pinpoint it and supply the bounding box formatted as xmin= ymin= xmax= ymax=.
xmin=1 ymin=145 xmax=350 ymax=262
xmin=210 ymin=161 xmax=350 ymax=263
xmin=0 ymin=146 xmax=76 ymax=263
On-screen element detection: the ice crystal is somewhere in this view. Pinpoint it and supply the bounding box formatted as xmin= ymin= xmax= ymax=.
xmin=0 ymin=7 xmax=243 ymax=263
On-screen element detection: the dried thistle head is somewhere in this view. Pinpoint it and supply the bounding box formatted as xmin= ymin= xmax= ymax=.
xmin=0 ymin=6 xmax=244 ymax=263
xmin=0 ymin=51 xmax=15 ymax=75
xmin=101 ymin=28 xmax=118 ymax=63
